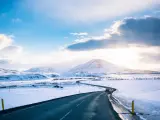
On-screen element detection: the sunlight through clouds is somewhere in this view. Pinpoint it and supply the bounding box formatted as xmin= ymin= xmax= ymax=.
xmin=0 ymin=0 xmax=159 ymax=71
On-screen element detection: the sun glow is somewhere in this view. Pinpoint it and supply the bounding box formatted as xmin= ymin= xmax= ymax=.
xmin=106 ymin=48 xmax=139 ymax=66
xmin=11 ymin=47 xmax=158 ymax=70
xmin=87 ymin=48 xmax=139 ymax=68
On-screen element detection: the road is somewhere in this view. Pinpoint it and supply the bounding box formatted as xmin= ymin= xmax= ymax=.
xmin=0 ymin=91 xmax=121 ymax=120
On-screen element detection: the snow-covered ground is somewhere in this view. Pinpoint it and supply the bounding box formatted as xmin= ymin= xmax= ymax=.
xmin=103 ymin=73 xmax=160 ymax=80
xmin=83 ymin=77 xmax=160 ymax=120
xmin=0 ymin=74 xmax=47 ymax=81
xmin=1 ymin=74 xmax=160 ymax=120
xmin=0 ymin=79 xmax=104 ymax=110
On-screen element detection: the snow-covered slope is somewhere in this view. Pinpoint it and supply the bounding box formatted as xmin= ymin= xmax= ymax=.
xmin=66 ymin=59 xmax=129 ymax=76
xmin=0 ymin=68 xmax=19 ymax=75
xmin=0 ymin=68 xmax=47 ymax=81
xmin=83 ymin=79 xmax=160 ymax=120
xmin=24 ymin=67 xmax=56 ymax=74
xmin=0 ymin=74 xmax=47 ymax=81
xmin=24 ymin=67 xmax=60 ymax=78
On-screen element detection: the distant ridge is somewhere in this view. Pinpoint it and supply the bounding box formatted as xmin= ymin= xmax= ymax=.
xmin=65 ymin=59 xmax=158 ymax=76
xmin=24 ymin=67 xmax=56 ymax=74
xmin=66 ymin=59 xmax=129 ymax=76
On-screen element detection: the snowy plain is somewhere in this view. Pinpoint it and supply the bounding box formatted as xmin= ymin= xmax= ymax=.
xmin=83 ymin=74 xmax=160 ymax=120
xmin=0 ymin=79 xmax=104 ymax=110
xmin=0 ymin=73 xmax=160 ymax=120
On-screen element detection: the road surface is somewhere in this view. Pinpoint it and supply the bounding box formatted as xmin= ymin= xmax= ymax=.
xmin=0 ymin=91 xmax=121 ymax=120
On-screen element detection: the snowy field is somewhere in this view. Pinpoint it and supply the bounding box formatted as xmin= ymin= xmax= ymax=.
xmin=0 ymin=74 xmax=160 ymax=120
xmin=0 ymin=79 xmax=104 ymax=110
xmin=83 ymin=76 xmax=160 ymax=120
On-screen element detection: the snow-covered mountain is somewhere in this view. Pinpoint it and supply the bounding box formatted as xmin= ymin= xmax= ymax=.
xmin=24 ymin=67 xmax=60 ymax=78
xmin=0 ymin=68 xmax=47 ymax=81
xmin=65 ymin=59 xmax=130 ymax=76
xmin=0 ymin=74 xmax=47 ymax=81
xmin=0 ymin=68 xmax=19 ymax=75
xmin=24 ymin=67 xmax=56 ymax=74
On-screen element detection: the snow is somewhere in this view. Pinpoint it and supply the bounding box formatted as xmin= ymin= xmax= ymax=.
xmin=65 ymin=59 xmax=158 ymax=77
xmin=0 ymin=74 xmax=47 ymax=81
xmin=24 ymin=67 xmax=56 ymax=73
xmin=1 ymin=73 xmax=160 ymax=120
xmin=24 ymin=67 xmax=60 ymax=78
xmin=0 ymin=67 xmax=60 ymax=81
xmin=0 ymin=79 xmax=104 ymax=110
xmin=0 ymin=68 xmax=19 ymax=75
xmin=66 ymin=59 xmax=130 ymax=77
xmin=103 ymin=74 xmax=160 ymax=80
xmin=82 ymin=76 xmax=160 ymax=120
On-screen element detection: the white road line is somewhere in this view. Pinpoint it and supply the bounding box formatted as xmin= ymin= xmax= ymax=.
xmin=60 ymin=92 xmax=98 ymax=120
xmin=76 ymin=100 xmax=85 ymax=107
xmin=59 ymin=109 xmax=72 ymax=120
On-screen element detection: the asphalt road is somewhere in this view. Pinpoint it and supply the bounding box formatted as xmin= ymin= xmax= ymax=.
xmin=0 ymin=91 xmax=121 ymax=120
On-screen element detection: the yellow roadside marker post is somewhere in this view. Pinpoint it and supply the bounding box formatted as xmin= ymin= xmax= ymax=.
xmin=1 ymin=99 xmax=4 ymax=110
xmin=132 ymin=100 xmax=135 ymax=115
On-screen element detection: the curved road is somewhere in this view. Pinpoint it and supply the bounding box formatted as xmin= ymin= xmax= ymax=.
xmin=0 ymin=91 xmax=121 ymax=120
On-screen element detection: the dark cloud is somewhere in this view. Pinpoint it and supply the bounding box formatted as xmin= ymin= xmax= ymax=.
xmin=67 ymin=17 xmax=160 ymax=51
xmin=67 ymin=39 xmax=128 ymax=51
xmin=117 ymin=17 xmax=160 ymax=45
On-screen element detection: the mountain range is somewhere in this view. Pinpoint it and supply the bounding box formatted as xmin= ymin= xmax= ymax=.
xmin=24 ymin=67 xmax=56 ymax=74
xmin=0 ymin=68 xmax=19 ymax=75
xmin=65 ymin=59 xmax=131 ymax=76
xmin=0 ymin=59 xmax=158 ymax=79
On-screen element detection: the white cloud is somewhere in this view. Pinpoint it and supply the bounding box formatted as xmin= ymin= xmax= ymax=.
xmin=105 ymin=20 xmax=123 ymax=35
xmin=50 ymin=47 xmax=160 ymax=71
xmin=0 ymin=34 xmax=23 ymax=64
xmin=0 ymin=41 xmax=159 ymax=71
xmin=0 ymin=34 xmax=13 ymax=49
xmin=64 ymin=37 xmax=68 ymax=39
xmin=0 ymin=45 xmax=22 ymax=57
xmin=12 ymin=45 xmax=159 ymax=71
xmin=12 ymin=18 xmax=22 ymax=23
xmin=27 ymin=0 xmax=159 ymax=22
xmin=70 ymin=32 xmax=88 ymax=36
xmin=74 ymin=35 xmax=110 ymax=43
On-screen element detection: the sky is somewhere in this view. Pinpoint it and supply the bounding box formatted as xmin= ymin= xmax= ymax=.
xmin=0 ymin=0 xmax=160 ymax=71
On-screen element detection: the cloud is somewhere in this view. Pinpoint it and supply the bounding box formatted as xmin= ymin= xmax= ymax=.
xmin=0 ymin=45 xmax=22 ymax=57
xmin=70 ymin=32 xmax=88 ymax=36
xmin=115 ymin=16 xmax=160 ymax=46
xmin=64 ymin=37 xmax=68 ymax=39
xmin=141 ymin=53 xmax=160 ymax=64
xmin=0 ymin=34 xmax=13 ymax=49
xmin=67 ymin=39 xmax=126 ymax=51
xmin=0 ymin=34 xmax=23 ymax=64
xmin=67 ymin=17 xmax=160 ymax=51
xmin=27 ymin=0 xmax=159 ymax=22
xmin=12 ymin=18 xmax=22 ymax=23
xmin=140 ymin=47 xmax=160 ymax=64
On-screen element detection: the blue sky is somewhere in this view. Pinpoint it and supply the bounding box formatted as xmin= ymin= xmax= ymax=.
xmin=0 ymin=0 xmax=160 ymax=70
xmin=0 ymin=0 xmax=109 ymax=52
